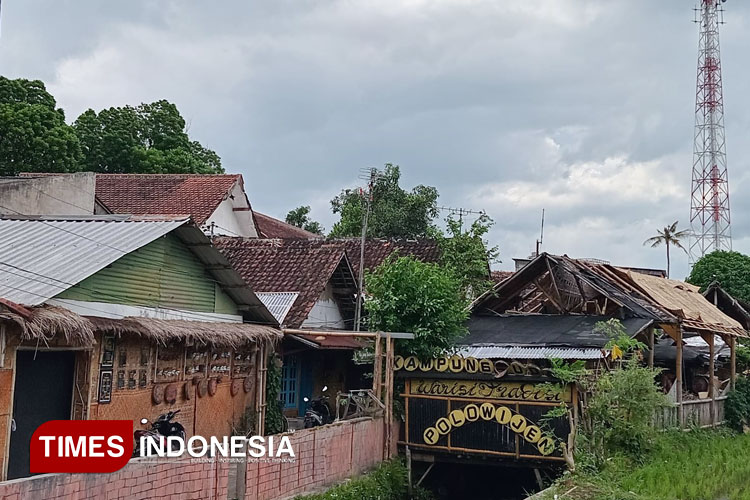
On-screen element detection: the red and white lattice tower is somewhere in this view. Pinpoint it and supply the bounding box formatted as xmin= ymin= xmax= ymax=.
xmin=689 ymin=0 xmax=731 ymax=263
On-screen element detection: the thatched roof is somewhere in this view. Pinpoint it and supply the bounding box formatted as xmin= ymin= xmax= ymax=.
xmin=1 ymin=305 xmax=95 ymax=346
xmin=88 ymin=316 xmax=281 ymax=347
xmin=0 ymin=304 xmax=282 ymax=348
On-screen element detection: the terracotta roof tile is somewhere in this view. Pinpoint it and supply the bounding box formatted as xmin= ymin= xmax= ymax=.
xmin=341 ymin=238 xmax=442 ymax=279
xmin=94 ymin=174 xmax=241 ymax=225
xmin=254 ymin=212 xmax=321 ymax=239
xmin=214 ymin=238 xmax=353 ymax=328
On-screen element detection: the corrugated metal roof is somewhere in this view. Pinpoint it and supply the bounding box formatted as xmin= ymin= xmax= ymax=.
xmin=257 ymin=292 xmax=299 ymax=324
xmin=462 ymin=315 xmax=652 ymax=348
xmin=0 ymin=216 xmax=188 ymax=306
xmin=457 ymin=345 xmax=604 ymax=360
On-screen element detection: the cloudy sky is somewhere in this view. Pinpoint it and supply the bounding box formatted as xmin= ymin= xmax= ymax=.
xmin=2 ymin=0 xmax=749 ymax=279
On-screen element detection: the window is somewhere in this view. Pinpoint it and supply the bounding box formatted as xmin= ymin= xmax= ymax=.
xmin=280 ymin=355 xmax=299 ymax=409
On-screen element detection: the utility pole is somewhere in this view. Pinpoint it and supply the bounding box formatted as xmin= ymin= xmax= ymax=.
xmin=353 ymin=168 xmax=378 ymax=331
xmin=689 ymin=0 xmax=732 ymax=264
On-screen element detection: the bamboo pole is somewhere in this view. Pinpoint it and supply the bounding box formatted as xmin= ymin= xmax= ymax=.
xmin=255 ymin=344 xmax=263 ymax=434
xmin=384 ymin=334 xmax=394 ymax=458
xmin=372 ymin=332 xmax=383 ymax=400
xmin=731 ymin=336 xmax=737 ymax=390
xmin=708 ymin=333 xmax=716 ymax=427
xmin=676 ymin=327 xmax=684 ymax=427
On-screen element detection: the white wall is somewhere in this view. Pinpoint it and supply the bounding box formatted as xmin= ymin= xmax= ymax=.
xmin=0 ymin=173 xmax=96 ymax=216
xmin=301 ymin=284 xmax=346 ymax=329
xmin=204 ymin=181 xmax=258 ymax=237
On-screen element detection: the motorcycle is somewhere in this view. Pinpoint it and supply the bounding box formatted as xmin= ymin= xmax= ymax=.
xmin=303 ymin=386 xmax=332 ymax=428
xmin=133 ymin=409 xmax=186 ymax=456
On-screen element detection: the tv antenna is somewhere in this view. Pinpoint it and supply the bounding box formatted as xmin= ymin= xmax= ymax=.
xmin=438 ymin=206 xmax=485 ymax=225
xmin=535 ymin=209 xmax=545 ymax=256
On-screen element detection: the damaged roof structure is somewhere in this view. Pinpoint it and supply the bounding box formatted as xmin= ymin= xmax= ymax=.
xmin=468 ymin=252 xmax=746 ymax=358
xmin=467 ymin=252 xmax=747 ymax=427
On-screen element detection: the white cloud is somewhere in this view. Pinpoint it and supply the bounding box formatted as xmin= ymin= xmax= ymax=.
xmin=2 ymin=0 xmax=750 ymax=281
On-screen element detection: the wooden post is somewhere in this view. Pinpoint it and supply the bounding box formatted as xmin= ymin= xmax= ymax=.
xmin=731 ymin=336 xmax=737 ymax=390
xmin=384 ymin=335 xmax=394 ymax=458
xmin=676 ymin=327 xmax=683 ymax=428
xmin=406 ymin=446 xmax=413 ymax=497
xmin=255 ymin=343 xmax=264 ymax=435
xmin=648 ymin=326 xmax=655 ymax=369
xmin=372 ymin=332 xmax=382 ymax=400
xmin=708 ymin=333 xmax=716 ymax=427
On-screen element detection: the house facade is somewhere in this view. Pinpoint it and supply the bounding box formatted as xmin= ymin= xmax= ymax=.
xmin=0 ymin=215 xmax=279 ymax=480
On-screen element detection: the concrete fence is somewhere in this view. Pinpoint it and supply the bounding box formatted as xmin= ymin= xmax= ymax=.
xmin=0 ymin=417 xmax=390 ymax=500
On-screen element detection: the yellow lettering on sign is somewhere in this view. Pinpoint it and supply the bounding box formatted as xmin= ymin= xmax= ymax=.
xmin=436 ymin=417 xmax=452 ymax=435
xmin=495 ymin=406 xmax=512 ymax=425
xmin=479 ymin=403 xmax=496 ymax=421
xmin=419 ymin=359 xmax=434 ymax=371
xmin=509 ymin=414 xmax=528 ymax=433
xmin=419 ymin=404 xmax=562 ymax=458
xmin=463 ymin=404 xmax=479 ymax=422
xmin=464 ymin=358 xmax=478 ymax=374
xmin=523 ymin=425 xmax=541 ymax=444
xmin=449 ymin=355 xmax=464 ymax=373
xmin=434 ymin=357 xmax=448 ymax=372
xmin=404 ymin=356 xmax=419 ymax=371
xmin=423 ymin=427 xmax=439 ymax=445
xmin=409 ymin=378 xmax=571 ymax=403
xmin=537 ymin=436 xmax=556 ymax=456
xmin=449 ymin=409 xmax=466 ymax=428
xmin=393 ymin=356 xmax=404 ymax=371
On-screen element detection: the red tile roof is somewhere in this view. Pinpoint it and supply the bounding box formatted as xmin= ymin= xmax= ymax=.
xmin=341 ymin=238 xmax=442 ymax=279
xmin=214 ymin=238 xmax=355 ymax=328
xmin=94 ymin=174 xmax=241 ymax=225
xmin=254 ymin=212 xmax=321 ymax=239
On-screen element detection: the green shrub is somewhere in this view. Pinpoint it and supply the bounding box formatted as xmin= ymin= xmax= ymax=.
xmin=264 ymin=355 xmax=284 ymax=435
xmin=295 ymin=460 xmax=432 ymax=500
xmin=725 ymin=376 xmax=750 ymax=432
xmin=585 ymin=358 xmax=668 ymax=463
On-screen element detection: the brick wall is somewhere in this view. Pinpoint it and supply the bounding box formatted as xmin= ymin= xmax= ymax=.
xmin=0 ymin=417 xmax=390 ymax=500
xmin=0 ymin=458 xmax=230 ymax=500
xmin=242 ymin=417 xmax=386 ymax=500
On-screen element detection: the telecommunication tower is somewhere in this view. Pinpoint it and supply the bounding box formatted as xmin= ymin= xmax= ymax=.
xmin=689 ymin=0 xmax=731 ymax=263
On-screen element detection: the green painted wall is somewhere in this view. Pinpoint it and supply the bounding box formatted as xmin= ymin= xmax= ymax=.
xmin=57 ymin=234 xmax=238 ymax=315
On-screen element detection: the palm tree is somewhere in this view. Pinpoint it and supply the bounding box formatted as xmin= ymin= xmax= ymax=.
xmin=643 ymin=221 xmax=690 ymax=278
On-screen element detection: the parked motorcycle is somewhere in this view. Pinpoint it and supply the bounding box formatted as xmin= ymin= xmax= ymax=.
xmin=303 ymin=386 xmax=332 ymax=428
xmin=133 ymin=409 xmax=186 ymax=456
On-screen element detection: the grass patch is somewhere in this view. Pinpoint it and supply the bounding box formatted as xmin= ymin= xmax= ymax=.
xmin=295 ymin=459 xmax=432 ymax=500
xmin=541 ymin=428 xmax=750 ymax=500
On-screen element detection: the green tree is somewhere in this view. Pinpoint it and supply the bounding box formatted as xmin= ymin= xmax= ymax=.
xmin=0 ymin=77 xmax=82 ymax=176
xmin=73 ymin=99 xmax=223 ymax=174
xmin=329 ymin=164 xmax=439 ymax=238
xmin=365 ymin=255 xmax=469 ymax=359
xmin=439 ymin=213 xmax=499 ymax=297
xmin=688 ymin=250 xmax=750 ymax=302
xmin=643 ymin=221 xmax=689 ymax=278
xmin=285 ymin=205 xmax=324 ymax=235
